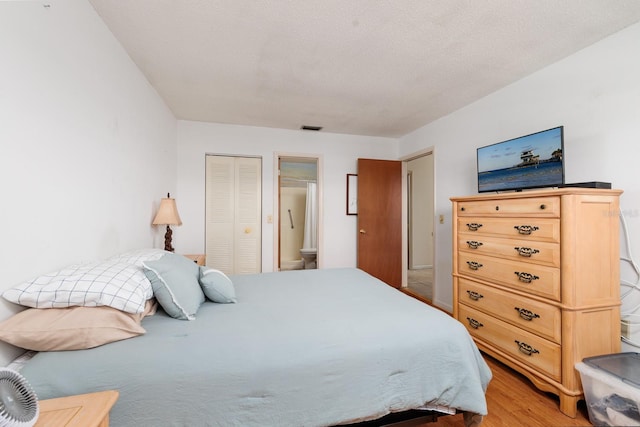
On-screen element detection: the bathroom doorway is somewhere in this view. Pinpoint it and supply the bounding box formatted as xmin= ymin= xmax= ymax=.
xmin=277 ymin=156 xmax=320 ymax=271
xmin=405 ymin=152 xmax=434 ymax=302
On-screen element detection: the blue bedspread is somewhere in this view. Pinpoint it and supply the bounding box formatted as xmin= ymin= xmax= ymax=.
xmin=21 ymin=268 xmax=491 ymax=426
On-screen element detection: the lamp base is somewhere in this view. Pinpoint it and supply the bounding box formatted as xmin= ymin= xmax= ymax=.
xmin=164 ymin=225 xmax=175 ymax=252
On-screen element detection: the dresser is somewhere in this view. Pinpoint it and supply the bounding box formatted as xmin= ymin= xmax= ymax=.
xmin=36 ymin=390 xmax=118 ymax=427
xmin=451 ymin=188 xmax=622 ymax=417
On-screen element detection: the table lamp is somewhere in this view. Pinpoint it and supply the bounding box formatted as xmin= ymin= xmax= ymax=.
xmin=152 ymin=193 xmax=182 ymax=252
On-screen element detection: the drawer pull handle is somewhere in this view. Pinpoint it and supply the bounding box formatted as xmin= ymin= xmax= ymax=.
xmin=514 ymin=271 xmax=539 ymax=283
xmin=540 ymin=204 xmax=546 ymax=210
xmin=467 ymin=290 xmax=484 ymax=301
xmin=466 ymin=317 xmax=483 ymax=329
xmin=515 ymin=307 xmax=540 ymax=321
xmin=466 ymin=261 xmax=483 ymax=270
xmin=466 ymin=241 xmax=483 ymax=249
xmin=514 ymin=247 xmax=540 ymax=257
xmin=515 ymin=340 xmax=539 ymax=356
xmin=466 ymin=223 xmax=483 ymax=231
xmin=495 ymin=206 xmax=499 ymax=211
xmin=460 ymin=207 xmax=465 ymax=211
xmin=514 ymin=225 xmax=539 ymax=235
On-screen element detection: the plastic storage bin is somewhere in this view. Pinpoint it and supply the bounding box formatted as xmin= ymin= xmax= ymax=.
xmin=576 ymin=352 xmax=640 ymax=426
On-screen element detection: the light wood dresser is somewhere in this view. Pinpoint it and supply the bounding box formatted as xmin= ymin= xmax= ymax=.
xmin=451 ymin=188 xmax=622 ymax=417
xmin=36 ymin=390 xmax=118 ymax=426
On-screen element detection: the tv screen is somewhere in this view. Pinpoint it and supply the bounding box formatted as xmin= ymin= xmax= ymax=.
xmin=477 ymin=126 xmax=564 ymax=193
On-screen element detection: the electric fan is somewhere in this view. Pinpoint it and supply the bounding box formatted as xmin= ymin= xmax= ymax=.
xmin=0 ymin=368 xmax=38 ymax=427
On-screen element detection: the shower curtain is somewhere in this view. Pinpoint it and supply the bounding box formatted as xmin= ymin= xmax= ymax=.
xmin=302 ymin=182 xmax=317 ymax=249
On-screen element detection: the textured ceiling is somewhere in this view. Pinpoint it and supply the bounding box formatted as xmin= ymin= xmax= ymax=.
xmin=88 ymin=0 xmax=640 ymax=137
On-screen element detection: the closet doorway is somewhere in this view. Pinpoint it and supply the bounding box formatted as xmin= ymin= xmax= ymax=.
xmin=405 ymin=152 xmax=434 ymax=302
xmin=277 ymin=155 xmax=321 ymax=271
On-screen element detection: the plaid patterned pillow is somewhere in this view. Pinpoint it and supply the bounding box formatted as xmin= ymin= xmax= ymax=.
xmin=3 ymin=261 xmax=152 ymax=314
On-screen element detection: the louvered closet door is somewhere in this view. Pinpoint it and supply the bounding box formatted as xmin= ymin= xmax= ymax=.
xmin=205 ymin=156 xmax=261 ymax=275
xmin=233 ymin=157 xmax=261 ymax=273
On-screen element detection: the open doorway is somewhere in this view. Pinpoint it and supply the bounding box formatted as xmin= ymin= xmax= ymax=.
xmin=277 ymin=156 xmax=320 ymax=271
xmin=405 ymin=152 xmax=434 ymax=302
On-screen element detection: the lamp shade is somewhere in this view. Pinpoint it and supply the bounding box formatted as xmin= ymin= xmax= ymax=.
xmin=152 ymin=195 xmax=182 ymax=226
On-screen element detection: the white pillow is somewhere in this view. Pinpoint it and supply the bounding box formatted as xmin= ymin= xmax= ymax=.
xmin=3 ymin=261 xmax=152 ymax=314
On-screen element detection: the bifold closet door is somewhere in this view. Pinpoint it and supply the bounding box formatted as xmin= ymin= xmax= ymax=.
xmin=205 ymin=155 xmax=261 ymax=275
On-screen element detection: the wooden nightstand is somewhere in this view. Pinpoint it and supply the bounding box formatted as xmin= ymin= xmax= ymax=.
xmin=184 ymin=254 xmax=206 ymax=266
xmin=36 ymin=390 xmax=118 ymax=427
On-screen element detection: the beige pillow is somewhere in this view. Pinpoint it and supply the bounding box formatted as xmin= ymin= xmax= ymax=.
xmin=0 ymin=304 xmax=149 ymax=351
xmin=141 ymin=298 xmax=158 ymax=318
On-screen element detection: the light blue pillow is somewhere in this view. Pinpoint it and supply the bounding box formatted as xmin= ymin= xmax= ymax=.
xmin=142 ymin=253 xmax=205 ymax=320
xmin=199 ymin=267 xmax=237 ymax=303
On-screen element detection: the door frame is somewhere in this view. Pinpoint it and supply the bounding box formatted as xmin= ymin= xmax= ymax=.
xmin=400 ymin=147 xmax=435 ymax=297
xmin=273 ymin=152 xmax=324 ymax=271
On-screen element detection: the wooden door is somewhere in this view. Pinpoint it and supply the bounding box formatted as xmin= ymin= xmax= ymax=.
xmin=357 ymin=158 xmax=402 ymax=287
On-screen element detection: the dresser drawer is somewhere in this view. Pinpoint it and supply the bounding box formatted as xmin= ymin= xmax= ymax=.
xmin=457 ymin=217 xmax=560 ymax=243
xmin=458 ymin=278 xmax=561 ymax=343
xmin=458 ymin=252 xmax=561 ymax=301
xmin=456 ymin=196 xmax=560 ymax=217
xmin=459 ymin=305 xmax=561 ymax=382
xmin=458 ymin=234 xmax=560 ymax=268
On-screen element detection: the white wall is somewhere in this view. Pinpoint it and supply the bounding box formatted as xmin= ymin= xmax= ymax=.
xmin=176 ymin=120 xmax=398 ymax=270
xmin=400 ymin=22 xmax=640 ymax=315
xmin=0 ymin=1 xmax=177 ymax=364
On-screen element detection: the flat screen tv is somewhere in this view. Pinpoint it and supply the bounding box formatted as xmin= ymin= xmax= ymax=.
xmin=477 ymin=126 xmax=564 ymax=193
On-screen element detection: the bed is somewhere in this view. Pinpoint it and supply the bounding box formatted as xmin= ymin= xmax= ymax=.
xmin=4 ymin=251 xmax=491 ymax=426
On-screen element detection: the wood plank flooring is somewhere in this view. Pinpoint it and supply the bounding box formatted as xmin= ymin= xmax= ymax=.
xmin=396 ymin=354 xmax=593 ymax=427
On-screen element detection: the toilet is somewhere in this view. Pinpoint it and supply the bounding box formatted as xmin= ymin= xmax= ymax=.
xmin=299 ymin=248 xmax=317 ymax=269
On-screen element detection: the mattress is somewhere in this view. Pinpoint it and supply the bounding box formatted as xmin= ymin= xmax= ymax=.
xmin=20 ymin=268 xmax=491 ymax=426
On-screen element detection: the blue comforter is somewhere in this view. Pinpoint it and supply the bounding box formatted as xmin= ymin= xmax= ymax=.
xmin=21 ymin=268 xmax=491 ymax=426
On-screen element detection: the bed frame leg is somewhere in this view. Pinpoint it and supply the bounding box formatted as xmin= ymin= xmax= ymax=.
xmin=463 ymin=412 xmax=483 ymax=427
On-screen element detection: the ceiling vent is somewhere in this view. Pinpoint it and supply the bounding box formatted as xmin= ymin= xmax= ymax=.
xmin=300 ymin=125 xmax=323 ymax=131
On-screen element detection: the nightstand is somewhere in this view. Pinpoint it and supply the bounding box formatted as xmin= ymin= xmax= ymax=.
xmin=184 ymin=254 xmax=206 ymax=266
xmin=36 ymin=390 xmax=118 ymax=427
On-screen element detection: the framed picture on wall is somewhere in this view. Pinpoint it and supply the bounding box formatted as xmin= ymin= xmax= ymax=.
xmin=347 ymin=174 xmax=357 ymax=215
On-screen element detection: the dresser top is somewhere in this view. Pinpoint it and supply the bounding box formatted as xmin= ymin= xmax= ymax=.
xmin=450 ymin=187 xmax=623 ymax=202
